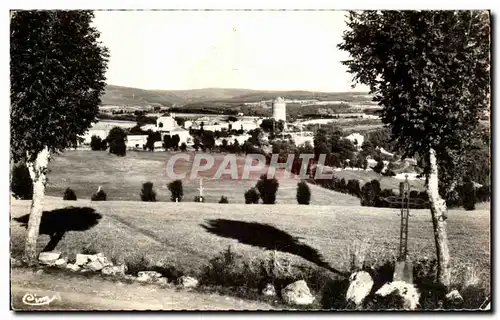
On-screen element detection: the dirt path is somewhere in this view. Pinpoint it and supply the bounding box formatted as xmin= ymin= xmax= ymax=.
xmin=11 ymin=268 xmax=277 ymax=311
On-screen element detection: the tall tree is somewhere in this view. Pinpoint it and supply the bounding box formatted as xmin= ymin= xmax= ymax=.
xmin=10 ymin=10 xmax=109 ymax=264
xmin=339 ymin=10 xmax=490 ymax=286
xmin=107 ymin=127 xmax=127 ymax=156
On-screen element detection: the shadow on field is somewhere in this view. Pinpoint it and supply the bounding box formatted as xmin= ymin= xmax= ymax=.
xmin=201 ymin=219 xmax=348 ymax=276
xmin=13 ymin=207 xmax=102 ymax=252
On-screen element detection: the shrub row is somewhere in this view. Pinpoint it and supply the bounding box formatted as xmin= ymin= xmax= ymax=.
xmin=312 ymin=175 xmax=490 ymax=210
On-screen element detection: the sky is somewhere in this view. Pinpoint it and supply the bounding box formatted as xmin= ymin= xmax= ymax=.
xmin=92 ymin=10 xmax=369 ymax=92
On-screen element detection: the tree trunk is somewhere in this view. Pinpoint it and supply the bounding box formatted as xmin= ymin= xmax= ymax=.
xmin=23 ymin=147 xmax=50 ymax=265
xmin=426 ymin=148 xmax=451 ymax=287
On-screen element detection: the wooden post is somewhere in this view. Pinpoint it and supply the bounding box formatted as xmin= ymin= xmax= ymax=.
xmin=198 ymin=178 xmax=203 ymax=201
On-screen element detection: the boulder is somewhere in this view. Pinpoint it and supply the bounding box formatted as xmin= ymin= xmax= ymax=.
xmin=281 ymin=280 xmax=315 ymax=306
xmin=123 ymin=275 xmax=136 ymax=281
xmin=75 ymin=254 xmax=93 ymax=266
xmin=157 ymin=277 xmax=169 ymax=286
xmin=85 ymin=260 xmax=103 ymax=272
xmin=102 ymin=264 xmax=127 ymax=276
xmin=262 ymin=283 xmax=277 ymax=297
xmin=66 ymin=263 xmax=81 ymax=272
xmin=346 ymin=271 xmax=374 ymax=306
xmin=137 ymin=271 xmax=163 ymax=282
xmin=445 ymin=289 xmax=463 ymax=304
xmin=178 ymin=276 xmax=199 ymax=288
xmin=38 ymin=252 xmax=61 ymax=265
xmin=54 ymin=258 xmax=67 ymax=268
xmin=96 ymin=253 xmax=113 ymax=268
xmin=375 ymin=281 xmax=420 ymax=310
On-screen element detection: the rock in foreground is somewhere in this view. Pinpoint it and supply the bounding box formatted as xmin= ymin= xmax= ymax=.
xmin=346 ymin=271 xmax=374 ymax=307
xmin=281 ymin=280 xmax=315 ymax=306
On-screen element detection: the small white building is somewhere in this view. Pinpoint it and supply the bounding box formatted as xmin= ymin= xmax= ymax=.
xmin=162 ymin=127 xmax=193 ymax=146
xmin=126 ymin=135 xmax=148 ymax=149
xmin=156 ymin=116 xmax=178 ymax=131
xmin=346 ymin=133 xmax=365 ymax=149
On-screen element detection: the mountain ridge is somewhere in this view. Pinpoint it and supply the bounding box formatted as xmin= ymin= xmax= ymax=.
xmin=101 ymin=84 xmax=371 ymax=107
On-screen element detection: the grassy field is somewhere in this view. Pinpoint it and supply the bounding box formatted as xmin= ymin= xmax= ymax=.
xmin=10 ymin=199 xmax=491 ymax=287
xmin=45 ymin=150 xmax=360 ymax=206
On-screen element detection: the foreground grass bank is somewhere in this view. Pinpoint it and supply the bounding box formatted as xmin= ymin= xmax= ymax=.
xmin=10 ymin=199 xmax=490 ymax=285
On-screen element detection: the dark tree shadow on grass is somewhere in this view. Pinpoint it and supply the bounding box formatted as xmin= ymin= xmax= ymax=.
xmin=14 ymin=207 xmax=102 ymax=252
xmin=200 ymin=219 xmax=348 ymax=277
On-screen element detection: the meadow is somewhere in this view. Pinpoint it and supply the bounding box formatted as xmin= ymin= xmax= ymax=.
xmin=11 ymin=149 xmax=491 ymax=306
xmin=44 ymin=150 xmax=361 ymax=206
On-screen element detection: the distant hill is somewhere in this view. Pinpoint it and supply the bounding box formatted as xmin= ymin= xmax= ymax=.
xmin=101 ymin=85 xmax=263 ymax=107
xmin=101 ymin=84 xmax=371 ymax=108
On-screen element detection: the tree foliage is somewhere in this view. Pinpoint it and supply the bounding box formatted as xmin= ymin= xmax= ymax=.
xmin=255 ymin=174 xmax=279 ymax=204
xmin=90 ymin=135 xmax=107 ymax=151
xmin=244 ymin=187 xmax=260 ymax=204
xmin=107 ymin=126 xmax=127 ymax=156
xmin=339 ymin=11 xmax=490 ymax=287
xmin=339 ymin=10 xmax=490 ymax=186
xmin=140 ymin=182 xmax=156 ymax=202
xmin=10 ymin=10 xmax=109 ymax=162
xmin=63 ymin=187 xmax=77 ymax=200
xmin=11 ymin=162 xmax=33 ymax=199
xmin=145 ymin=131 xmax=161 ymax=151
xmin=296 ymin=181 xmax=311 ymax=205
xmin=168 ymin=180 xmax=183 ymax=202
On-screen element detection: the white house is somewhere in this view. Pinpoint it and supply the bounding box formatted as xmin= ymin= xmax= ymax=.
xmin=126 ymin=135 xmax=148 ymax=149
xmin=156 ymin=116 xmax=178 ymax=131
xmin=345 ymin=133 xmax=365 ymax=149
xmin=162 ymin=127 xmax=193 ymax=145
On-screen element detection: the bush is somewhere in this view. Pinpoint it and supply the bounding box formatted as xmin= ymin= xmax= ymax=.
xmin=11 ymin=162 xmax=33 ymax=200
xmin=90 ymin=135 xmax=107 ymax=151
xmin=244 ymin=188 xmax=259 ymax=204
xmin=360 ymin=180 xmax=381 ymax=207
xmin=462 ymin=178 xmax=476 ymax=210
xmin=194 ymin=195 xmax=205 ymax=203
xmin=255 ymin=175 xmax=279 ymax=204
xmin=476 ymin=185 xmax=490 ymax=202
xmin=91 ymin=188 xmax=107 ymax=201
xmin=140 ymin=182 xmax=156 ymax=202
xmin=296 ymin=181 xmax=311 ymax=205
xmin=107 ymin=127 xmax=127 ymax=156
xmin=219 ymin=196 xmax=229 ymax=204
xmin=145 ymin=131 xmax=161 ymax=151
xmin=346 ymin=179 xmax=361 ymax=197
xmin=168 ymin=180 xmax=183 ymax=202
xmin=63 ymin=188 xmax=77 ymax=200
